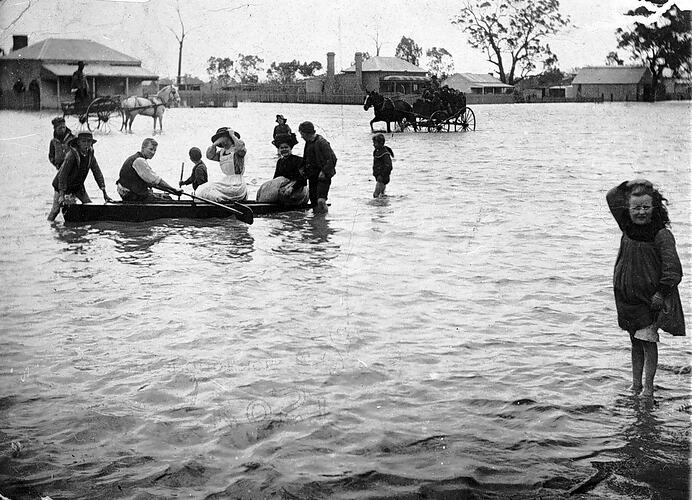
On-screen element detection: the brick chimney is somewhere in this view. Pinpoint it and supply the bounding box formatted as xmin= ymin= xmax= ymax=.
xmin=327 ymin=52 xmax=335 ymax=78
xmin=355 ymin=52 xmax=363 ymax=90
xmin=325 ymin=52 xmax=335 ymax=94
xmin=12 ymin=35 xmax=28 ymax=52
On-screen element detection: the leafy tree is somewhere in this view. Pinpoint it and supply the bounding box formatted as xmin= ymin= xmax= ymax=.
xmin=395 ymin=36 xmax=422 ymax=66
xmin=615 ymin=3 xmax=691 ymax=99
xmin=452 ymin=0 xmax=570 ymax=85
xmin=297 ymin=61 xmax=323 ymax=78
xmin=266 ymin=60 xmax=300 ymax=84
xmin=233 ymin=53 xmax=264 ymax=84
xmin=206 ymin=56 xmax=234 ymax=86
xmin=426 ymin=47 xmax=454 ymax=78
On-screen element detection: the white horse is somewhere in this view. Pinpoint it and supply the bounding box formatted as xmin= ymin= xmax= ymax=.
xmin=120 ymin=85 xmax=180 ymax=134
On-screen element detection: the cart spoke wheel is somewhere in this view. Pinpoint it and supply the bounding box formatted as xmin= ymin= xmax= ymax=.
xmin=86 ymin=97 xmax=123 ymax=134
xmin=428 ymin=111 xmax=447 ymax=133
xmin=455 ymin=108 xmax=476 ymax=131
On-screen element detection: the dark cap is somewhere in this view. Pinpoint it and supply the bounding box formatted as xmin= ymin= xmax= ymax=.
xmin=298 ymin=121 xmax=315 ymax=134
xmin=276 ymin=114 xmax=287 ymax=123
xmin=69 ymin=131 xmax=97 ymax=147
xmin=51 ymin=116 xmax=66 ymax=128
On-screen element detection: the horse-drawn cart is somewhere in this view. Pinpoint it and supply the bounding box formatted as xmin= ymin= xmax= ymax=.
xmin=414 ymin=105 xmax=476 ymax=133
xmin=364 ymin=90 xmax=476 ymax=133
xmin=411 ymin=89 xmax=476 ymax=132
xmin=61 ymin=95 xmax=123 ymax=134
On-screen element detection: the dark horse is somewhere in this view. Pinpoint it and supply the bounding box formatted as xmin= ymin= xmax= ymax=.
xmin=363 ymin=90 xmax=417 ymax=133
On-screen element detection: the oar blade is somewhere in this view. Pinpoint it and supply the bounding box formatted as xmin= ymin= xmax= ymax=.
xmin=230 ymin=202 xmax=254 ymax=225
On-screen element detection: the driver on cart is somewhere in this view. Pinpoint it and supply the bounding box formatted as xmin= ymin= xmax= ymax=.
xmin=71 ymin=61 xmax=90 ymax=111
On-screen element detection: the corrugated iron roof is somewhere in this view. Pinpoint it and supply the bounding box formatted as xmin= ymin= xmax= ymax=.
xmin=443 ymin=73 xmax=512 ymax=87
xmin=43 ymin=63 xmax=158 ymax=79
xmin=343 ymin=56 xmax=427 ymax=74
xmin=382 ymin=75 xmax=430 ymax=82
xmin=2 ymin=38 xmax=140 ymax=64
xmin=572 ymin=66 xmax=652 ymax=85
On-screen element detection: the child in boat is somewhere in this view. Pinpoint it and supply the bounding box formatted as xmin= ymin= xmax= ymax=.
xmin=179 ymin=147 xmax=208 ymax=192
xmin=372 ymin=133 xmax=393 ymax=197
xmin=606 ymin=179 xmax=685 ymax=397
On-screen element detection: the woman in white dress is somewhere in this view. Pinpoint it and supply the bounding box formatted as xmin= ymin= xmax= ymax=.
xmin=196 ymin=127 xmax=247 ymax=202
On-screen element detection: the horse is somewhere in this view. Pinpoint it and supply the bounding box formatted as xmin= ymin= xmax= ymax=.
xmin=363 ymin=90 xmax=417 ymax=133
xmin=120 ymin=85 xmax=180 ymax=134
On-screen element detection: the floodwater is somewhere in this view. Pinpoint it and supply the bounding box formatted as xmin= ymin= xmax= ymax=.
xmin=0 ymin=102 xmax=690 ymax=499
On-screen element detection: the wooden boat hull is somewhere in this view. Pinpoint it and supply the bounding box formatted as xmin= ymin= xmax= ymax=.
xmin=62 ymin=200 xmax=310 ymax=222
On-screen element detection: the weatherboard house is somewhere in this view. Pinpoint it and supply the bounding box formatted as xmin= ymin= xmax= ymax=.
xmin=0 ymin=36 xmax=158 ymax=110
xmin=442 ymin=73 xmax=514 ymax=95
xmin=304 ymin=52 xmax=430 ymax=97
xmin=571 ymin=66 xmax=653 ymax=102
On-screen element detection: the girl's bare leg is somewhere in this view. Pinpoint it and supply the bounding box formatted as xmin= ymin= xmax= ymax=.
xmin=641 ymin=341 xmax=658 ymax=397
xmin=629 ymin=333 xmax=644 ymax=393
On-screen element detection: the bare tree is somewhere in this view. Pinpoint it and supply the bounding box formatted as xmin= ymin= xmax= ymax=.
xmin=367 ymin=20 xmax=384 ymax=56
xmin=169 ymin=1 xmax=193 ymax=87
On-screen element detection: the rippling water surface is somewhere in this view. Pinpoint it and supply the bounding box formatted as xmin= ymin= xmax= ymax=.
xmin=0 ymin=102 xmax=690 ymax=499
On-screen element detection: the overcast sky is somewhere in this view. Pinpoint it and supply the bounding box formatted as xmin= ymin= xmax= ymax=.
xmin=0 ymin=0 xmax=681 ymax=80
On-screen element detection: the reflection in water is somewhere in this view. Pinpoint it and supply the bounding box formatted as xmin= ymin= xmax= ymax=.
xmin=53 ymin=224 xmax=92 ymax=254
xmin=102 ymin=223 xmax=163 ymax=264
xmin=580 ymin=397 xmax=690 ymax=499
xmin=269 ymin=213 xmax=339 ymax=266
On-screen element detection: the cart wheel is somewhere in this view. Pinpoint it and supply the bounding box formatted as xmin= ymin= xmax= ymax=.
xmin=455 ymin=108 xmax=476 ymax=131
xmin=427 ymin=111 xmax=447 ymax=132
xmin=86 ymin=97 xmax=123 ymax=134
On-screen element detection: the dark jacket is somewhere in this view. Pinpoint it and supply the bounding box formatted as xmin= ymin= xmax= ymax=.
xmin=181 ymin=160 xmax=208 ymax=190
xmin=49 ymin=128 xmax=76 ymax=169
xmin=52 ymin=148 xmax=105 ymax=194
xmin=372 ymin=146 xmax=393 ymax=179
xmin=607 ymin=182 xmax=685 ymax=335
xmin=303 ymin=134 xmax=337 ymax=179
xmin=273 ymin=123 xmax=292 ymax=138
xmin=273 ymin=154 xmax=306 ymax=188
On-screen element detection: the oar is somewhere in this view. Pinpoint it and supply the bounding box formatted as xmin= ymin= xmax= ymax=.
xmin=178 ymin=162 xmax=184 ymax=200
xmin=157 ymin=186 xmax=254 ymax=224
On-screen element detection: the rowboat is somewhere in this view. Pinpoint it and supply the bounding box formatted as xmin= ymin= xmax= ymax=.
xmin=62 ymin=200 xmax=310 ymax=223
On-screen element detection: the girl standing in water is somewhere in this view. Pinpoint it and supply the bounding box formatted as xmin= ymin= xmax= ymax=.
xmin=606 ymin=179 xmax=685 ymax=397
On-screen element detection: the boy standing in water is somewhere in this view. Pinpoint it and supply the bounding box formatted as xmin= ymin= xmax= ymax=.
xmin=372 ymin=133 xmax=393 ymax=197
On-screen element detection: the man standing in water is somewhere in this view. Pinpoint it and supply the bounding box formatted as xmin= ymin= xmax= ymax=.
xmin=298 ymin=121 xmax=336 ymax=213
xmin=47 ymin=131 xmax=112 ymax=221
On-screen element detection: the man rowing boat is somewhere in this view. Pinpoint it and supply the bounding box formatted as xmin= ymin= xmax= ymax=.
xmin=116 ymin=138 xmax=182 ymax=202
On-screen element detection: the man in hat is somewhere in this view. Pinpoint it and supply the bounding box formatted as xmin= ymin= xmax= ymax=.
xmin=47 ymin=131 xmax=112 ymax=221
xmin=116 ymin=137 xmax=182 ymax=202
xmin=71 ymin=61 xmax=89 ymax=109
xmin=298 ymin=121 xmax=337 ymax=213
xmin=48 ymin=116 xmax=75 ymax=170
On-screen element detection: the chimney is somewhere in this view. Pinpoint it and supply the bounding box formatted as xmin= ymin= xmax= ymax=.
xmin=12 ymin=35 xmax=28 ymax=52
xmin=327 ymin=52 xmax=335 ymax=78
xmin=355 ymin=52 xmax=363 ymax=89
xmin=325 ymin=52 xmax=335 ymax=94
